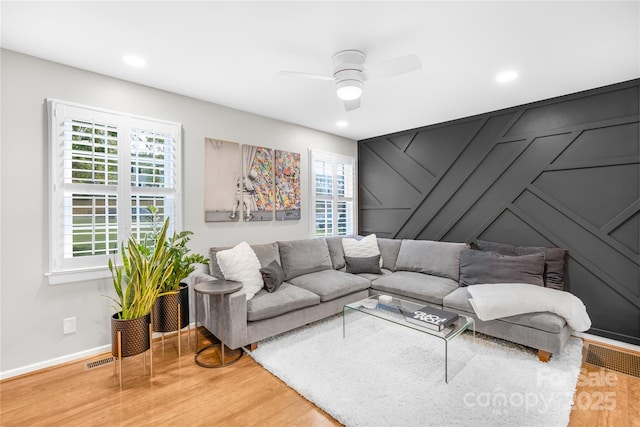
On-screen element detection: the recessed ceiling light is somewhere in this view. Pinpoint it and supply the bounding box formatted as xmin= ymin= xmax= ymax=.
xmin=496 ymin=70 xmax=518 ymax=84
xmin=336 ymin=120 xmax=348 ymax=128
xmin=123 ymin=55 xmax=146 ymax=68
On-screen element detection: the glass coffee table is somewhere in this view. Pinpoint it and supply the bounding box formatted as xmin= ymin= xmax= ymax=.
xmin=343 ymin=294 xmax=475 ymax=383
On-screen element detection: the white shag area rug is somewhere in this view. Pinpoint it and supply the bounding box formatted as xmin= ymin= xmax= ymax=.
xmin=249 ymin=312 xmax=583 ymax=427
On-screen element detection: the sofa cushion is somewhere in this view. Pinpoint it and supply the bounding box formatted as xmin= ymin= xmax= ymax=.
xmin=476 ymin=240 xmax=568 ymax=290
xmin=342 ymin=234 xmax=383 ymax=267
xmin=260 ymin=260 xmax=285 ymax=293
xmin=356 ymin=268 xmax=392 ymax=282
xmin=251 ymin=242 xmax=281 ymax=268
xmin=395 ymin=240 xmax=469 ymax=281
xmin=208 ymin=246 xmax=229 ymax=279
xmin=442 ymin=287 xmax=566 ymax=334
xmin=216 ymin=242 xmax=263 ymax=300
xmin=325 ymin=236 xmax=347 ymax=270
xmin=499 ymin=312 xmax=567 ymax=334
xmin=247 ymin=283 xmax=321 ymax=321
xmin=515 ymin=246 xmax=567 ymax=290
xmin=208 ymin=242 xmax=280 ymax=278
xmin=345 ymin=254 xmax=382 ymax=274
xmin=371 ymin=271 xmax=459 ymax=306
xmin=459 ymin=250 xmax=545 ymax=287
xmin=377 ymin=238 xmax=402 ymax=271
xmin=442 ymin=286 xmax=474 ymax=312
xmin=287 ymin=269 xmax=370 ymax=302
xmin=475 ymin=239 xmax=517 ymax=255
xmin=278 ymin=239 xmax=332 ymax=281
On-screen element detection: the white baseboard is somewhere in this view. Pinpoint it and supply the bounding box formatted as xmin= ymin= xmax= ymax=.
xmin=572 ymin=331 xmax=640 ymax=353
xmin=0 ymin=344 xmax=111 ymax=380
xmin=1 ymin=322 xmax=197 ymax=381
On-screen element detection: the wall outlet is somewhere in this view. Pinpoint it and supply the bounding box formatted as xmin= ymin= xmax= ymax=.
xmin=63 ymin=317 xmax=76 ymax=335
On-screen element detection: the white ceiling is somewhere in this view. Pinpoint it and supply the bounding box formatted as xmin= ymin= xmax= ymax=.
xmin=2 ymin=1 xmax=639 ymax=141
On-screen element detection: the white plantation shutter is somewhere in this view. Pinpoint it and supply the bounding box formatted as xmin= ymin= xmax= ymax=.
xmin=336 ymin=162 xmax=354 ymax=235
xmin=47 ymin=100 xmax=181 ymax=284
xmin=310 ymin=150 xmax=356 ymax=237
xmin=129 ymin=122 xmax=178 ymax=243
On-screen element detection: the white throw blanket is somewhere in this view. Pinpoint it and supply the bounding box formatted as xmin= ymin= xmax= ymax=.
xmin=467 ymin=283 xmax=592 ymax=332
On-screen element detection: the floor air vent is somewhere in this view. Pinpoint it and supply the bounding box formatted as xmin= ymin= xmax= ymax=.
xmin=84 ymin=356 xmax=114 ymax=371
xmin=584 ymin=344 xmax=640 ymax=378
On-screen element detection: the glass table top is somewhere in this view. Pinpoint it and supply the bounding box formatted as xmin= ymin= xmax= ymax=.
xmin=344 ymin=294 xmax=474 ymax=342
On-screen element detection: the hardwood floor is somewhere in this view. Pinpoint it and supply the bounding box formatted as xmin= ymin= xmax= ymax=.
xmin=0 ymin=331 xmax=339 ymax=427
xmin=569 ymin=340 xmax=640 ymax=427
xmin=1 ymin=332 xmax=638 ymax=426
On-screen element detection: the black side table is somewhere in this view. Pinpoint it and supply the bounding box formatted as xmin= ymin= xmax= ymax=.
xmin=194 ymin=279 xmax=244 ymax=368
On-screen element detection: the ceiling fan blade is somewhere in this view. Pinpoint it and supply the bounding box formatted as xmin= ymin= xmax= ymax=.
xmin=344 ymin=98 xmax=361 ymax=111
xmin=362 ymin=54 xmax=422 ymax=81
xmin=278 ymin=71 xmax=334 ymax=81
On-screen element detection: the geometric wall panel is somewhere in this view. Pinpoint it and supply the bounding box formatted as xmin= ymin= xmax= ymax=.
xmin=611 ymin=212 xmax=639 ymax=253
xmin=533 ymin=164 xmax=639 ymax=229
xmin=404 ymin=120 xmax=479 ymax=176
xmin=556 ymin=123 xmax=639 ymax=163
xmin=504 ymin=85 xmax=639 ymax=136
xmin=359 ymin=144 xmax=422 ymax=210
xmin=359 ymin=79 xmax=640 ymax=345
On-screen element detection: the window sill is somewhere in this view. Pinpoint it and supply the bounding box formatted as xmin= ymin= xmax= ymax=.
xmin=46 ymin=267 xmax=112 ymax=285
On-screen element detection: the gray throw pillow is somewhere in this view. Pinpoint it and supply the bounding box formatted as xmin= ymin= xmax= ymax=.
xmin=515 ymin=246 xmax=567 ymax=290
xmin=459 ymin=249 xmax=545 ymax=287
xmin=260 ymin=261 xmax=285 ymax=293
xmin=344 ymin=255 xmax=382 ymax=274
xmin=475 ymin=239 xmax=517 ymax=255
xmin=476 ymin=239 xmax=567 ymax=290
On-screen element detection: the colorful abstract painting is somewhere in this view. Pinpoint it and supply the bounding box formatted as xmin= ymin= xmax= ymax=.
xmin=275 ymin=150 xmax=301 ymax=220
xmin=204 ymin=138 xmax=241 ymax=222
xmin=241 ymin=145 xmax=274 ymax=221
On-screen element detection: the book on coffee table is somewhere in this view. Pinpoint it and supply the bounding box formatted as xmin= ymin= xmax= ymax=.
xmin=403 ymin=306 xmax=459 ymax=331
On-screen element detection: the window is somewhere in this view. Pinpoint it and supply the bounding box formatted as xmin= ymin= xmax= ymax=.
xmin=47 ymin=100 xmax=181 ymax=284
xmin=310 ymin=150 xmax=355 ymax=237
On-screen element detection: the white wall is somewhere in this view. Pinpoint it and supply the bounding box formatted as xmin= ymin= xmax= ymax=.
xmin=0 ymin=49 xmax=356 ymax=376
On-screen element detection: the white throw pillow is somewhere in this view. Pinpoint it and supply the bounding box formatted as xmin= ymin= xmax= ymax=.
xmin=342 ymin=234 xmax=383 ymax=267
xmin=216 ymin=241 xmax=263 ymax=300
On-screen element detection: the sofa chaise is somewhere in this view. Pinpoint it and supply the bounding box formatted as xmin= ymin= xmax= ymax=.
xmin=192 ymin=236 xmax=585 ymax=361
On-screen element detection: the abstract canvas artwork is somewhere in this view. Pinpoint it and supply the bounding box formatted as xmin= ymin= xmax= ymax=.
xmin=241 ymin=145 xmax=274 ymax=221
xmin=204 ymin=138 xmax=241 ymax=222
xmin=204 ymin=138 xmax=300 ymax=223
xmin=275 ymin=150 xmax=301 ymax=220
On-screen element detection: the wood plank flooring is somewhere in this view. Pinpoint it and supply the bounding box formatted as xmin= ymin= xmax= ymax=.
xmin=569 ymin=340 xmax=640 ymax=427
xmin=1 ymin=331 xmax=638 ymax=426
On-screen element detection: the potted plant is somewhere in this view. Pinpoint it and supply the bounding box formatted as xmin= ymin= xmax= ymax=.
xmin=152 ymin=225 xmax=208 ymax=334
xmin=106 ymin=218 xmax=175 ymax=358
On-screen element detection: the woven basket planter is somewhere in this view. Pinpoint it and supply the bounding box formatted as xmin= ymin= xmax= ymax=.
xmin=152 ymin=283 xmax=189 ymax=333
xmin=111 ymin=312 xmax=151 ymax=358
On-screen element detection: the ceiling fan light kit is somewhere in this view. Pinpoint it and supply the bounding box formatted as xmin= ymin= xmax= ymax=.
xmin=280 ymin=49 xmax=422 ymax=111
xmin=333 ymin=50 xmax=365 ymax=101
xmin=336 ymin=80 xmax=363 ymax=101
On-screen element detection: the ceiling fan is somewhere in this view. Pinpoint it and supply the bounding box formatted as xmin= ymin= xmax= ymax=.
xmin=279 ymin=50 xmax=422 ymax=111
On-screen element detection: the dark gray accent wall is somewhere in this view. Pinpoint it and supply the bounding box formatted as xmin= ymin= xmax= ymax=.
xmin=358 ymin=79 xmax=640 ymax=345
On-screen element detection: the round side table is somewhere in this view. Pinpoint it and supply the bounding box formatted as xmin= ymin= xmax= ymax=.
xmin=194 ymin=279 xmax=244 ymax=368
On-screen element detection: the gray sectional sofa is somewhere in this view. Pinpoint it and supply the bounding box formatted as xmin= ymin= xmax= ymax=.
xmin=193 ymin=236 xmax=572 ymax=361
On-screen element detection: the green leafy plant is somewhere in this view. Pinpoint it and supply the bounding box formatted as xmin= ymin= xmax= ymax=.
xmin=141 ymin=205 xmax=207 ymax=293
xmin=106 ymin=218 xmax=175 ymax=320
xmin=163 ymin=230 xmax=208 ymax=293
